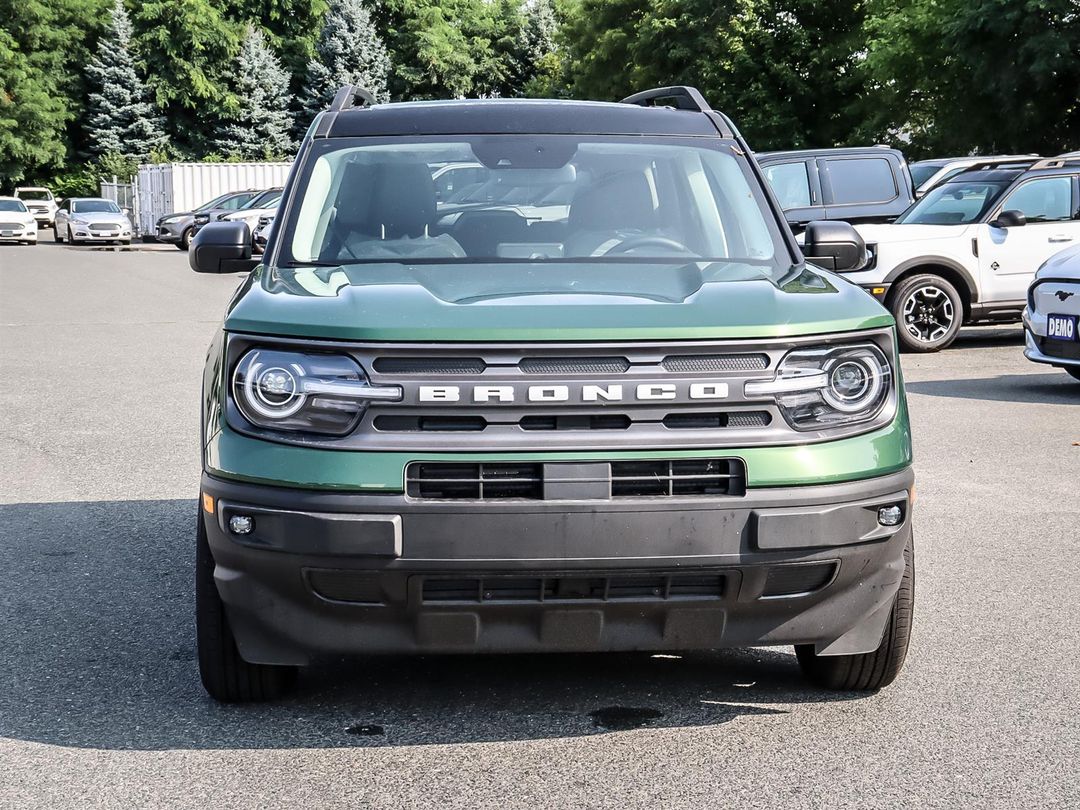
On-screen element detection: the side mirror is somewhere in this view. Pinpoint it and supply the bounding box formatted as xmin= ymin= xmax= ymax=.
xmin=802 ymin=220 xmax=868 ymax=273
xmin=990 ymin=209 xmax=1026 ymax=229
xmin=189 ymin=221 xmax=255 ymax=273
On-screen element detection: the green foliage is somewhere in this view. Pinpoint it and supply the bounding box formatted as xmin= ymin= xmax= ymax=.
xmin=224 ymin=0 xmax=328 ymax=81
xmin=85 ymin=0 xmax=169 ymax=159
xmin=560 ymin=0 xmax=872 ymax=150
xmin=213 ymin=25 xmax=294 ymax=159
xmin=132 ymin=0 xmax=243 ymax=154
xmin=862 ymin=0 xmax=1080 ymax=157
xmin=299 ymin=0 xmax=390 ymax=130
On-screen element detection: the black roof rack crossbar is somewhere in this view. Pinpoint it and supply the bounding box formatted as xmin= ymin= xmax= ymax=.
xmin=621 ymin=86 xmax=712 ymax=113
xmin=619 ymin=86 xmax=733 ymax=137
xmin=330 ymin=85 xmax=377 ymax=112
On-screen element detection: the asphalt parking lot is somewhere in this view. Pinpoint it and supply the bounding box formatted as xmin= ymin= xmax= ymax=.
xmin=1 ymin=241 xmax=1078 ymax=808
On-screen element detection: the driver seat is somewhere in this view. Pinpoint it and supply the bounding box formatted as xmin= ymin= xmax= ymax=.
xmin=564 ymin=171 xmax=659 ymax=257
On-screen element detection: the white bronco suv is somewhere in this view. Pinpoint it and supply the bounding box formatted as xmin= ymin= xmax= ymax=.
xmin=840 ymin=158 xmax=1080 ymax=352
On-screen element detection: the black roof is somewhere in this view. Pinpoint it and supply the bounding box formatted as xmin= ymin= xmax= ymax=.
xmin=323 ymin=99 xmax=725 ymax=139
xmin=757 ymin=146 xmax=904 ymax=161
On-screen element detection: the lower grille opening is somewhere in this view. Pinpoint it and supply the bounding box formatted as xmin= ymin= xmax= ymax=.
xmin=407 ymin=459 xmax=746 ymax=500
xmin=1038 ymin=337 xmax=1080 ymax=361
xmin=761 ymin=562 xmax=837 ymax=597
xmin=611 ymin=459 xmax=745 ymax=497
xmin=407 ymin=463 xmax=543 ymax=499
xmin=421 ymin=572 xmax=727 ymax=604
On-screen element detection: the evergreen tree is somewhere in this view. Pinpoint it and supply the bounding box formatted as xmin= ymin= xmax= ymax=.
xmin=213 ymin=25 xmax=294 ymax=159
xmin=85 ymin=0 xmax=168 ymax=160
xmin=298 ymin=0 xmax=390 ymax=131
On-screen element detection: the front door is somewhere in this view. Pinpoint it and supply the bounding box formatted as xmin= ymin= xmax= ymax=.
xmin=977 ymin=175 xmax=1080 ymax=303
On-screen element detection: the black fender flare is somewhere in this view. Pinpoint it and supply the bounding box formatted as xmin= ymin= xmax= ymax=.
xmin=881 ymin=256 xmax=979 ymax=308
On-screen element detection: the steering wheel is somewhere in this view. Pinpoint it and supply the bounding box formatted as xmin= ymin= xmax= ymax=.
xmin=603 ymin=235 xmax=693 ymax=256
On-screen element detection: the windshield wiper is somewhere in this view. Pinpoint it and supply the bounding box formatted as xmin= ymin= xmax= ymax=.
xmin=279 ymin=259 xmax=343 ymax=268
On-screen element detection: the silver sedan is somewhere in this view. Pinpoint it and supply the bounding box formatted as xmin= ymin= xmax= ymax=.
xmin=54 ymin=198 xmax=133 ymax=245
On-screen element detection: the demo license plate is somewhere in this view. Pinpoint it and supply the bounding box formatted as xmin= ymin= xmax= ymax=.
xmin=1047 ymin=313 xmax=1078 ymax=341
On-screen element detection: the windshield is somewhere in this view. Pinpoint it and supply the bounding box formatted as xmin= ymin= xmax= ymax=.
xmin=16 ymin=190 xmax=52 ymax=201
xmin=283 ymin=136 xmax=784 ymax=267
xmin=72 ymin=200 xmax=122 ymax=214
xmin=896 ymin=179 xmax=1008 ymax=225
xmin=244 ymin=190 xmax=282 ymax=210
xmin=199 ymin=192 xmax=248 ymax=211
xmin=909 ymin=163 xmax=945 ymax=188
xmin=0 ymin=200 xmax=28 ymax=213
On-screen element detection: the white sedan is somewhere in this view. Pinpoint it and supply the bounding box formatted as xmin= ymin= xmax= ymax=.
xmin=0 ymin=196 xmax=39 ymax=244
xmin=1024 ymin=243 xmax=1080 ymax=383
xmin=54 ymin=198 xmax=133 ymax=245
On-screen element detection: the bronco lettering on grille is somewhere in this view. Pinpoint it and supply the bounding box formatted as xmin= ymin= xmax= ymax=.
xmin=417 ymin=382 xmax=730 ymax=404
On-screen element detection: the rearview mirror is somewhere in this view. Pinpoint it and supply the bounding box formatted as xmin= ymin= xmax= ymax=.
xmin=802 ymin=220 xmax=868 ymax=273
xmin=190 ymin=221 xmax=256 ymax=273
xmin=990 ymin=209 xmax=1026 ymax=229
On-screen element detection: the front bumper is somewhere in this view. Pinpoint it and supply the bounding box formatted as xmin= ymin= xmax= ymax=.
xmin=0 ymin=227 xmax=36 ymax=241
xmin=201 ymin=467 xmax=914 ymax=666
xmin=1023 ymin=306 xmax=1080 ymax=369
xmin=156 ymin=221 xmax=189 ymax=242
xmin=70 ymin=228 xmax=131 ymax=242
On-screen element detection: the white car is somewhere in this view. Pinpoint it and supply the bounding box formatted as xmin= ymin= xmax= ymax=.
xmin=14 ymin=187 xmax=58 ymax=227
xmin=0 ymin=196 xmax=39 ymax=244
xmin=1023 ymin=244 xmax=1080 ymax=383
xmin=842 ymin=158 xmax=1080 ymax=352
xmin=908 ymin=155 xmax=1037 ymax=197
xmin=220 ymin=194 xmax=281 ymax=250
xmin=54 ymin=197 xmax=134 ymax=245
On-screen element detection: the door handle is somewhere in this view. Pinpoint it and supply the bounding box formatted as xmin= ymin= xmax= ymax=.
xmin=1048 ymin=235 xmax=1074 ymax=243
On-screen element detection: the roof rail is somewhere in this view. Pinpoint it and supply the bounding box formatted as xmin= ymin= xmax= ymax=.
xmin=619 ymin=86 xmax=734 ymax=137
xmin=620 ymin=86 xmax=712 ymax=112
xmin=330 ymin=85 xmax=377 ymax=112
xmin=1030 ymin=156 xmax=1080 ymax=171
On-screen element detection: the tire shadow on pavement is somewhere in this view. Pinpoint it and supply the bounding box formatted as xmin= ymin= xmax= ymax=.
xmin=0 ymin=498 xmax=865 ymax=752
xmin=905 ymin=373 xmax=1080 ymax=404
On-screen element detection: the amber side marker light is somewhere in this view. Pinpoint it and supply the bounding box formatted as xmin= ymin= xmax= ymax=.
xmin=872 ymin=287 xmax=886 ymax=296
xmin=202 ymin=493 xmax=215 ymax=514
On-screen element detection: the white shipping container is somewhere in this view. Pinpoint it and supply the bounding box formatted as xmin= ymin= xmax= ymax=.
xmin=135 ymin=162 xmax=292 ymax=235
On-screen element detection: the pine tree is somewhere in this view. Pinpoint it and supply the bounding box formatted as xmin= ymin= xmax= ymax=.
xmin=298 ymin=0 xmax=390 ymax=131
xmin=213 ymin=25 xmax=295 ymax=159
xmin=85 ymin=0 xmax=168 ymax=160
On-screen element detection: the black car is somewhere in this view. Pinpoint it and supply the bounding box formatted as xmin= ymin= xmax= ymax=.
xmin=757 ymin=147 xmax=915 ymax=232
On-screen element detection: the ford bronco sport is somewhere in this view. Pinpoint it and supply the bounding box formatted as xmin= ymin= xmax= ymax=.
xmin=191 ymin=86 xmax=915 ymax=701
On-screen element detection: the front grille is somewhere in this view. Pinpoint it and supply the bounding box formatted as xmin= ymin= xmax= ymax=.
xmin=0 ymin=222 xmax=23 ymax=229
xmin=663 ymin=411 xmax=771 ymax=429
xmin=374 ymin=357 xmax=486 ymax=374
xmin=421 ymin=572 xmax=727 ymax=604
xmin=761 ymin=562 xmax=837 ymax=597
xmin=89 ymin=223 xmax=121 ymax=231
xmin=662 ymin=353 xmax=769 ymax=372
xmin=406 ymin=459 xmax=745 ymax=500
xmin=519 ymin=414 xmax=631 ymax=431
xmin=519 ymin=356 xmax=631 ymax=374
xmin=1038 ymin=337 xmax=1080 ymax=361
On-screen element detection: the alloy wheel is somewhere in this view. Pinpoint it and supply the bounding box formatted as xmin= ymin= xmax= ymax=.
xmin=902 ymin=285 xmax=954 ymax=343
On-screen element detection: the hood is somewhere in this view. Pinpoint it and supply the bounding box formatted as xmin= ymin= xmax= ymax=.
xmin=1035 ymin=243 xmax=1080 ymax=281
xmin=855 ymin=223 xmax=971 ymax=244
xmin=226 ymin=207 xmax=277 ymax=220
xmin=71 ymin=210 xmax=129 ymax=224
xmin=223 ymin=261 xmax=893 ymax=342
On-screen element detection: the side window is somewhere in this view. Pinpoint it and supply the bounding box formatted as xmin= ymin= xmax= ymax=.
xmin=762 ymin=161 xmax=811 ymax=209
xmin=221 ymin=196 xmax=247 ymax=210
xmin=825 ymin=158 xmax=897 ymax=205
xmin=998 ymin=177 xmax=1072 ymax=223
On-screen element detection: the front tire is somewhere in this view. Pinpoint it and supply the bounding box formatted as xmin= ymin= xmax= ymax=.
xmin=68 ymin=226 xmax=81 ymax=246
xmin=196 ymin=509 xmax=297 ymax=702
xmin=178 ymin=227 xmax=193 ymax=251
xmin=889 ymin=274 xmax=963 ymax=352
xmin=54 ymin=226 xmax=63 ymax=244
xmin=796 ymin=537 xmax=914 ymax=691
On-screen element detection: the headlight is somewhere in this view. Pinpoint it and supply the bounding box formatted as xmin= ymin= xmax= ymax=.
xmin=162 ymin=215 xmax=184 ymax=224
xmin=232 ymin=349 xmax=402 ymax=435
xmin=744 ymin=343 xmax=893 ymax=430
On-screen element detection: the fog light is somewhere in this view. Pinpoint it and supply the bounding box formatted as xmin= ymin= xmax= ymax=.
xmin=877 ymin=505 xmax=903 ymax=527
xmin=229 ymin=515 xmax=254 ymax=535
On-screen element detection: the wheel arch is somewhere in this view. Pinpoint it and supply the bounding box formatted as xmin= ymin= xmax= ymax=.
xmin=884 ymin=258 xmax=977 ymax=321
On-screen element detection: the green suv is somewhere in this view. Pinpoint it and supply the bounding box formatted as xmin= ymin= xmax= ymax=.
xmin=191 ymin=86 xmax=914 ymax=701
